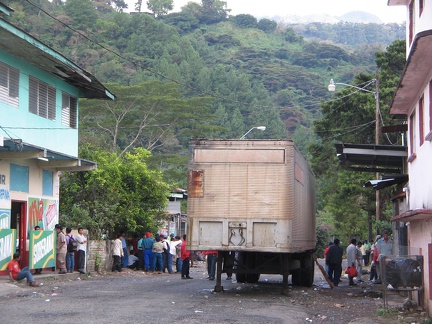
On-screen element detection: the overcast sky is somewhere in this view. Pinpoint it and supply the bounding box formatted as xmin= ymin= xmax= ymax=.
xmin=127 ymin=0 xmax=406 ymax=23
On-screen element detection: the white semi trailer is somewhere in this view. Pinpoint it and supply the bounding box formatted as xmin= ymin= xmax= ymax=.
xmin=187 ymin=139 xmax=316 ymax=293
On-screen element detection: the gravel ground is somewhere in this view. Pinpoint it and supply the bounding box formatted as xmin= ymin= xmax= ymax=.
xmin=0 ymin=260 xmax=428 ymax=323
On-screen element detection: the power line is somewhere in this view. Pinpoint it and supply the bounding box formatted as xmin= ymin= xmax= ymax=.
xmin=23 ymin=0 xmax=324 ymax=114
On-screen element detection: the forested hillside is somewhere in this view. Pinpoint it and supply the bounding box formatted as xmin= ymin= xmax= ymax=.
xmin=8 ymin=0 xmax=404 ymax=151
xmin=6 ymin=0 xmax=407 ymax=240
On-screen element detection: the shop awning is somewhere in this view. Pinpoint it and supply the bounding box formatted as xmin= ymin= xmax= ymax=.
xmin=0 ymin=138 xmax=97 ymax=171
xmin=335 ymin=143 xmax=407 ymax=173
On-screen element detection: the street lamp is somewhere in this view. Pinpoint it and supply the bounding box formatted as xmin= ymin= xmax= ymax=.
xmin=328 ymin=76 xmax=381 ymax=221
xmin=240 ymin=126 xmax=266 ymax=139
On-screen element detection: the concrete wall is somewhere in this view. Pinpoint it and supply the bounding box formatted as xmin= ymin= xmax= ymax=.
xmin=406 ymin=220 xmax=432 ymax=313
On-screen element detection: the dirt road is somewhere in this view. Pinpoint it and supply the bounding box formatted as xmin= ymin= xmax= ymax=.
xmin=0 ymin=260 xmax=427 ymax=323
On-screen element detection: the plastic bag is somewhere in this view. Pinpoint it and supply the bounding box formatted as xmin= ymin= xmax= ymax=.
xmin=345 ymin=266 xmax=358 ymax=277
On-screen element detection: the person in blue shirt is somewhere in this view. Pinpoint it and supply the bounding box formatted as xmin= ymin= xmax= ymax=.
xmin=141 ymin=232 xmax=155 ymax=271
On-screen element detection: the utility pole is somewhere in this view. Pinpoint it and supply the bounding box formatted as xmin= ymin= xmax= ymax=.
xmin=375 ymin=72 xmax=380 ymax=221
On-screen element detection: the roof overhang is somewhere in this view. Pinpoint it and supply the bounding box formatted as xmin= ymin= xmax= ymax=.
xmin=335 ymin=143 xmax=407 ymax=173
xmin=391 ymin=209 xmax=432 ymax=222
xmin=0 ymin=18 xmax=115 ymax=100
xmin=0 ymin=138 xmax=97 ymax=172
xmin=390 ymin=30 xmax=432 ymax=115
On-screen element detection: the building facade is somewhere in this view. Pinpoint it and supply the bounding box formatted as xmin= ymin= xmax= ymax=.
xmin=0 ymin=3 xmax=114 ymax=273
xmin=388 ymin=0 xmax=432 ymax=314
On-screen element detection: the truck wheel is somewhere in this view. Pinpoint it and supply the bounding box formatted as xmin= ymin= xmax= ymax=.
xmin=236 ymin=273 xmax=246 ymax=283
xmin=246 ymin=273 xmax=260 ymax=283
xmin=300 ymin=254 xmax=314 ymax=287
xmin=291 ymin=254 xmax=314 ymax=287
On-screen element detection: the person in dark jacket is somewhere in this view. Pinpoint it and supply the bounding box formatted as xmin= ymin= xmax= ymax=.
xmin=326 ymin=238 xmax=343 ymax=287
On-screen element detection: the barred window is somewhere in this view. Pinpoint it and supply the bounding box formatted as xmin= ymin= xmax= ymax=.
xmin=0 ymin=61 xmax=19 ymax=107
xmin=61 ymin=92 xmax=77 ymax=129
xmin=29 ymin=76 xmax=56 ymax=120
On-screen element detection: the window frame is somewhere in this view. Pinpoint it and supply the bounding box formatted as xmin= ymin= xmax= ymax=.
xmin=61 ymin=91 xmax=77 ymax=129
xmin=29 ymin=76 xmax=56 ymax=120
xmin=0 ymin=61 xmax=19 ymax=107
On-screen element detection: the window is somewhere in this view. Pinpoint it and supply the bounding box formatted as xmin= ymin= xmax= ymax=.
xmin=420 ymin=0 xmax=425 ymax=16
xmin=29 ymin=76 xmax=56 ymax=120
xmin=419 ymin=95 xmax=424 ymax=146
xmin=428 ymin=80 xmax=432 ymax=141
xmin=10 ymin=163 xmax=29 ymax=192
xmin=408 ymin=112 xmax=417 ymax=162
xmin=409 ymin=1 xmax=414 ymax=45
xmin=42 ymin=170 xmax=53 ymax=196
xmin=0 ymin=61 xmax=19 ymax=107
xmin=61 ymin=92 xmax=77 ymax=129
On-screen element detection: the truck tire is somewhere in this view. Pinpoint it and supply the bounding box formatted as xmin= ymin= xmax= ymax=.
xmin=292 ymin=253 xmax=314 ymax=287
xmin=246 ymin=273 xmax=260 ymax=283
xmin=236 ymin=273 xmax=246 ymax=283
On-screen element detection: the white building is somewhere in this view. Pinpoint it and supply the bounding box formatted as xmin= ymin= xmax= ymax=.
xmin=388 ymin=0 xmax=432 ymax=314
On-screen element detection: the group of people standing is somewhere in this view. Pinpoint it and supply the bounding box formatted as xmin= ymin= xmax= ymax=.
xmin=111 ymin=232 xmax=193 ymax=279
xmin=7 ymin=224 xmax=88 ymax=287
xmin=54 ymin=224 xmax=87 ymax=275
xmin=325 ymin=230 xmax=394 ymax=287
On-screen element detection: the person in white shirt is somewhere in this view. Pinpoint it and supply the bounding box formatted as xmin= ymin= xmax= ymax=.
xmin=170 ymin=236 xmax=183 ymax=273
xmin=128 ymin=250 xmax=139 ymax=269
xmin=75 ymin=228 xmax=87 ymax=274
xmin=111 ymin=234 xmax=124 ymax=272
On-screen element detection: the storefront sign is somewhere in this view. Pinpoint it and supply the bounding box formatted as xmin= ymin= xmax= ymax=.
xmin=0 ymin=228 xmax=16 ymax=270
xmin=29 ymin=230 xmax=56 ymax=269
xmin=28 ymin=197 xmax=58 ymax=231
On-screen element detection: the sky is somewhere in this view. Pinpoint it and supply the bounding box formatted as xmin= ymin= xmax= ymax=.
xmin=127 ymin=0 xmax=407 ymax=24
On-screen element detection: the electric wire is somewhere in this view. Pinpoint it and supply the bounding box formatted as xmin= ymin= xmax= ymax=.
xmin=23 ymin=0 xmax=322 ymax=113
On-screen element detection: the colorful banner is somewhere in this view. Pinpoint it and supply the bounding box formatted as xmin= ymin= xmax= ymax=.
xmin=0 ymin=228 xmax=16 ymax=270
xmin=27 ymin=197 xmax=59 ymax=231
xmin=0 ymin=209 xmax=10 ymax=229
xmin=29 ymin=230 xmax=56 ymax=269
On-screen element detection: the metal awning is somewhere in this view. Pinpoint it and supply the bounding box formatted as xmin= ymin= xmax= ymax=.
xmin=0 ymin=138 xmax=96 ymax=171
xmin=335 ymin=143 xmax=407 ymax=173
xmin=364 ymin=174 xmax=408 ymax=190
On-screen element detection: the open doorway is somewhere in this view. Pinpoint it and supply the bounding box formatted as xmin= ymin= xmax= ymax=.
xmin=11 ymin=201 xmax=28 ymax=267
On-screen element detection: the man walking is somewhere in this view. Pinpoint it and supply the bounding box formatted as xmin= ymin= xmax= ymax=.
xmin=375 ymin=230 xmax=394 ymax=284
xmin=181 ymin=234 xmax=192 ymax=279
xmin=326 ymin=238 xmax=343 ymax=287
xmin=346 ymin=238 xmax=360 ymax=286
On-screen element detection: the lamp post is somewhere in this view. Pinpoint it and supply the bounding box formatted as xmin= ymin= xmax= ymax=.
xmin=328 ymin=75 xmax=381 ymax=221
xmin=240 ymin=126 xmax=266 ymax=139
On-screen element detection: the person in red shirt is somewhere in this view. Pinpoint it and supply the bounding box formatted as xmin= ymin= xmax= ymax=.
xmin=8 ymin=252 xmax=38 ymax=287
xmin=181 ymin=234 xmax=192 ymax=279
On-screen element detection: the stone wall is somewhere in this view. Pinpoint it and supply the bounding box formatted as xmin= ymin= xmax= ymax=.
xmin=87 ymin=240 xmax=111 ymax=273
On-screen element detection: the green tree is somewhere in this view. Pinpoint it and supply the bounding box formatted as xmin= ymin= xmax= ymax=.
xmin=79 ymin=81 xmax=215 ymax=156
xmin=309 ymin=40 xmax=405 ymax=242
xmin=257 ymin=18 xmax=277 ymax=33
xmin=147 ymin=0 xmax=174 ymax=17
xmin=200 ymin=0 xmax=230 ymax=24
xmin=64 ymin=0 xmax=98 ymax=30
xmin=60 ymin=146 xmax=170 ymax=238
xmin=233 ymin=14 xmax=257 ymax=29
